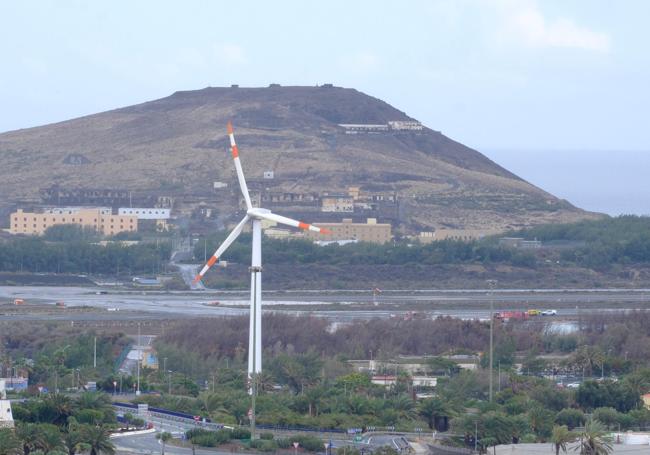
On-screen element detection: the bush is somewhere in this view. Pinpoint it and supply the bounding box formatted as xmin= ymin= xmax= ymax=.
xmin=186 ymin=428 xmax=231 ymax=447
xmin=520 ymin=434 xmax=537 ymax=443
xmin=276 ymin=438 xmax=292 ymax=449
xmin=250 ymin=439 xmax=278 ymax=451
xmin=260 ymin=432 xmax=274 ymax=440
xmin=555 ymin=408 xmax=586 ymax=430
xmin=290 ymin=435 xmax=324 ymax=452
xmin=230 ymin=427 xmax=252 ymax=440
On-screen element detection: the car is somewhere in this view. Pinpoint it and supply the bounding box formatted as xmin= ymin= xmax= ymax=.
xmin=527 ymin=309 xmax=541 ymax=316
xmin=541 ymin=309 xmax=558 ymax=316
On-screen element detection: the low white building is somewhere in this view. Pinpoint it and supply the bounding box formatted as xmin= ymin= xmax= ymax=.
xmin=118 ymin=208 xmax=170 ymax=220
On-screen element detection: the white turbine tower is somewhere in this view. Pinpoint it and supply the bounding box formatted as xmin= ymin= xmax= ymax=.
xmin=194 ymin=121 xmax=330 ymax=383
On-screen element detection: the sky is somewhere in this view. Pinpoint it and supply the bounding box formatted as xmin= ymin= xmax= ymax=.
xmin=1 ymin=0 xmax=648 ymax=215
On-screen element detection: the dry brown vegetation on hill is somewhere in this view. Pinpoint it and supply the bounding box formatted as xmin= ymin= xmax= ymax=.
xmin=0 ymin=85 xmax=598 ymax=230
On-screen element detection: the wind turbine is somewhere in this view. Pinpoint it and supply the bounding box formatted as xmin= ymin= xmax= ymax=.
xmin=193 ymin=121 xmax=330 ymax=384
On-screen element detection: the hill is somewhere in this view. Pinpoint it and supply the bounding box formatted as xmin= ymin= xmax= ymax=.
xmin=0 ymin=85 xmax=598 ymax=231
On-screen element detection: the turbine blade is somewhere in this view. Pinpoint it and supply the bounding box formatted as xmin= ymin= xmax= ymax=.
xmin=193 ymin=216 xmax=249 ymax=283
xmin=257 ymin=212 xmax=332 ymax=235
xmin=228 ymin=122 xmax=253 ymax=210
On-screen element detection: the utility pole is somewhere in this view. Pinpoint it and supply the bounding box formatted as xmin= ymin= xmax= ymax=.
xmin=487 ymin=279 xmax=497 ymax=402
xmin=93 ymin=336 xmax=97 ymax=369
xmin=498 ymin=361 xmax=501 ymax=393
xmin=136 ymin=323 xmax=141 ymax=395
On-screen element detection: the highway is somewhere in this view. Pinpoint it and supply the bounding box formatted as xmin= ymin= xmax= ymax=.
xmin=1 ymin=285 xmax=650 ymax=322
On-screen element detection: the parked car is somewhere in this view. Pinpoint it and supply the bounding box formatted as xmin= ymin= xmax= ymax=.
xmin=542 ymin=309 xmax=558 ymax=316
xmin=527 ymin=309 xmax=541 ymax=316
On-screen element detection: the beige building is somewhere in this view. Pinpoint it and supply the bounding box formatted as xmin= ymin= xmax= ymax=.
xmin=321 ymin=194 xmax=354 ymax=213
xmin=411 ymin=229 xmax=502 ymax=244
xmin=305 ymin=218 xmax=392 ymax=244
xmin=9 ymin=208 xmax=138 ymax=236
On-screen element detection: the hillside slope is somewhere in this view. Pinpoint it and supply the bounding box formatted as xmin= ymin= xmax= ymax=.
xmin=0 ymin=85 xmax=598 ymax=231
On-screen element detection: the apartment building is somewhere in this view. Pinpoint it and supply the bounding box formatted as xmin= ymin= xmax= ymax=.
xmin=9 ymin=208 xmax=138 ymax=236
xmin=304 ymin=218 xmax=392 ymax=244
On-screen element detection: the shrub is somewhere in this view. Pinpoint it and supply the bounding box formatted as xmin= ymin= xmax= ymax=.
xmin=276 ymin=438 xmax=292 ymax=449
xmin=290 ymin=435 xmax=324 ymax=452
xmin=231 ymin=427 xmax=252 ymax=440
xmin=186 ymin=428 xmax=230 ymax=447
xmin=555 ymin=408 xmax=586 ymax=430
xmin=260 ymin=432 xmax=274 ymax=440
xmin=250 ymin=439 xmax=278 ymax=451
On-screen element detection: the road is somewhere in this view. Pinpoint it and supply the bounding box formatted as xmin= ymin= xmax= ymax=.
xmin=1 ymin=286 xmax=650 ymax=323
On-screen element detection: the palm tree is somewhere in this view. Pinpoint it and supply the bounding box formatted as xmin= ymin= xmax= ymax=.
xmin=43 ymin=394 xmax=74 ymax=426
xmin=33 ymin=423 xmax=65 ymax=454
xmin=576 ymin=420 xmax=613 ymax=455
xmin=418 ymin=397 xmax=450 ymax=430
xmin=391 ymin=395 xmax=416 ymax=420
xmin=75 ymin=392 xmax=111 ymax=413
xmin=62 ymin=426 xmax=83 ymax=455
xmin=573 ymin=346 xmax=605 ymax=377
xmin=0 ymin=428 xmax=23 ymax=455
xmin=551 ymin=425 xmax=575 ymax=455
xmin=15 ymin=423 xmax=39 ymax=455
xmin=155 ymin=432 xmax=172 ymax=455
xmin=79 ymin=425 xmax=114 ymax=455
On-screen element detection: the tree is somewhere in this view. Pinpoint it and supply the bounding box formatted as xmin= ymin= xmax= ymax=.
xmin=418 ymin=397 xmax=450 ymax=430
xmin=528 ymin=404 xmax=554 ymax=439
xmin=42 ymin=394 xmax=74 ymax=426
xmin=0 ymin=429 xmax=23 ymax=455
xmin=551 ymin=425 xmax=574 ymax=455
xmin=62 ymin=426 xmax=83 ymax=455
xmin=15 ymin=423 xmax=38 ymax=455
xmin=32 ymin=423 xmax=65 ymax=454
xmin=555 ymin=408 xmax=585 ymax=430
xmin=78 ymin=426 xmax=114 ymax=455
xmin=573 ymin=346 xmax=605 ymax=377
xmin=390 ymin=395 xmax=416 ymax=421
xmin=576 ymin=420 xmax=613 ymax=455
xmin=75 ymin=392 xmax=112 ymax=415
xmin=155 ymin=432 xmax=172 ymax=455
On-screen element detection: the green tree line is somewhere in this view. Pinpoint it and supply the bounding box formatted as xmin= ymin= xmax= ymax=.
xmin=0 ymin=237 xmax=170 ymax=275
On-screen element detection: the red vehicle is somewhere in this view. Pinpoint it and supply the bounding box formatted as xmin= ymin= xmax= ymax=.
xmin=494 ymin=311 xmax=529 ymax=321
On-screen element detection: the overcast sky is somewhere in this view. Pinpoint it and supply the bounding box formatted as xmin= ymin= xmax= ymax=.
xmin=1 ymin=1 xmax=648 ymax=215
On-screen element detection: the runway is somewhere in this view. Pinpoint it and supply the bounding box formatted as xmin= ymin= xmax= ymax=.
xmin=1 ymin=285 xmax=649 ymax=322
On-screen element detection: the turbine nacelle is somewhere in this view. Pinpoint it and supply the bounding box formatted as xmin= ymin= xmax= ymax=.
xmin=247 ymin=207 xmax=272 ymax=218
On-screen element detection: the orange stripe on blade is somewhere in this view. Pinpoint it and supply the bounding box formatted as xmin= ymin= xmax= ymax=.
xmin=321 ymin=228 xmax=332 ymax=235
xmin=227 ymin=121 xmax=233 ymax=135
xmin=193 ymin=274 xmax=202 ymax=283
xmin=298 ymin=222 xmax=310 ymax=230
xmin=207 ymin=256 xmax=218 ymax=267
xmin=231 ymin=145 xmax=239 ymax=158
